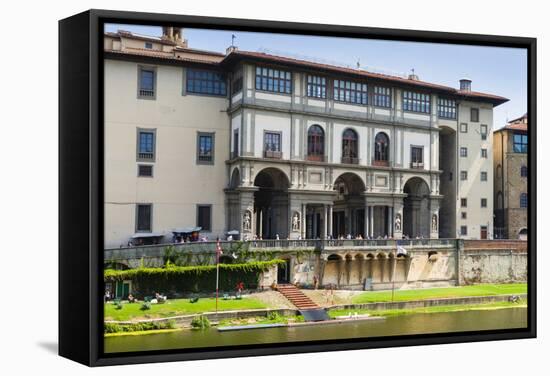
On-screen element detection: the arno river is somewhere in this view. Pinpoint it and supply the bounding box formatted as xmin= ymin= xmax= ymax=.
xmin=105 ymin=308 xmax=527 ymax=353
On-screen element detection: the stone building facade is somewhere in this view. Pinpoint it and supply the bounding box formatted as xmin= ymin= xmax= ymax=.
xmin=493 ymin=114 xmax=528 ymax=239
xmin=103 ymin=27 xmax=507 ymax=248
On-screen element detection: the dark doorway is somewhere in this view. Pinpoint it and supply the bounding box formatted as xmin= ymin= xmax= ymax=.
xmin=277 ymin=259 xmax=291 ymax=283
xmin=480 ymin=226 xmax=488 ymax=239
xmin=253 ymin=168 xmax=290 ymax=239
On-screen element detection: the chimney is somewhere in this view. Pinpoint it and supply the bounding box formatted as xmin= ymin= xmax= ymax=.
xmin=408 ymin=68 xmax=419 ymax=81
xmin=459 ymin=78 xmax=472 ymax=92
xmin=162 ymin=27 xmax=186 ymax=47
xmin=226 ymin=45 xmax=238 ymax=55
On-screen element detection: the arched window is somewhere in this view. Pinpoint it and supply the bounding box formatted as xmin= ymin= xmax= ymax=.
xmin=520 ymin=193 xmax=528 ymax=208
xmin=307 ymin=125 xmax=325 ymax=161
xmin=520 ymin=165 xmax=528 ymax=177
xmin=496 ymin=164 xmax=502 ymax=179
xmin=342 ymin=129 xmax=358 ymax=164
xmin=374 ymin=132 xmax=389 ymax=165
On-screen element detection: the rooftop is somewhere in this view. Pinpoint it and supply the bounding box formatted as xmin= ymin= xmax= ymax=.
xmin=104 ymin=30 xmax=509 ymax=106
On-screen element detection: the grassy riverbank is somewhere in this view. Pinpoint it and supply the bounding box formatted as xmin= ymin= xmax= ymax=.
xmin=105 ymin=297 xmax=267 ymax=321
xmin=218 ymin=312 xmax=305 ymax=327
xmin=329 ymin=300 xmax=527 ymax=318
xmin=351 ymin=283 xmax=526 ymax=304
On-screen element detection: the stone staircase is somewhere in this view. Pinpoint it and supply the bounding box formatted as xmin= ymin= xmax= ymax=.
xmin=276 ymin=284 xmax=320 ymax=310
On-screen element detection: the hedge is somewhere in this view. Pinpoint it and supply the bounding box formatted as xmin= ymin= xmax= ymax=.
xmin=104 ymin=259 xmax=285 ymax=296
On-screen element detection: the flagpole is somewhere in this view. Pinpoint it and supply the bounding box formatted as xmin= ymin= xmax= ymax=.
xmin=216 ymin=239 xmax=220 ymax=314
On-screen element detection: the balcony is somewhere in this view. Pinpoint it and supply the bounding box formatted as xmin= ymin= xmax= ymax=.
xmin=410 ymin=162 xmax=424 ymax=169
xmin=139 ymin=89 xmax=155 ymax=98
xmin=138 ymin=152 xmax=154 ymax=160
xmin=264 ymin=150 xmax=282 ymax=159
xmin=307 ymin=154 xmax=326 ymax=162
xmin=372 ymin=160 xmax=389 ymax=167
xmin=341 ymin=156 xmax=359 ymax=164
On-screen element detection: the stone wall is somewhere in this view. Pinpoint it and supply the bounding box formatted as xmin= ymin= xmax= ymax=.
xmin=458 ymin=240 xmax=527 ymax=284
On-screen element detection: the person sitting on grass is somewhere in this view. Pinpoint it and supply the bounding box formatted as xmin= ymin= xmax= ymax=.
xmin=155 ymin=292 xmax=167 ymax=303
xmin=127 ymin=293 xmax=137 ymax=303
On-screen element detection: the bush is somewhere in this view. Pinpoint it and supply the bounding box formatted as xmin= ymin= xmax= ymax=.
xmin=190 ymin=315 xmax=211 ymax=330
xmin=267 ymin=311 xmax=282 ymax=321
xmin=140 ymin=302 xmax=151 ymax=311
xmin=115 ymin=301 xmax=123 ymax=310
xmin=104 ymin=320 xmax=177 ymax=333
xmin=104 ymin=260 xmax=286 ymax=296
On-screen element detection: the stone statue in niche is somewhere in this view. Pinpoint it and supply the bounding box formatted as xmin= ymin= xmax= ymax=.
xmin=243 ymin=210 xmax=252 ymax=232
xmin=394 ymin=213 xmax=402 ymax=232
xmin=292 ymin=211 xmax=300 ymax=232
xmin=432 ymin=214 xmax=438 ymax=232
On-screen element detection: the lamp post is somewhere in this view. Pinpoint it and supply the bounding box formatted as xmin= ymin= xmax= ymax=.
xmin=215 ymin=239 xmax=222 ymax=314
xmin=391 ymin=246 xmax=407 ymax=302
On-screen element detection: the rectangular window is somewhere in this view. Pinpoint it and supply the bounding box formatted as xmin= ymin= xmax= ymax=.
xmin=307 ymin=75 xmax=326 ymax=99
xmin=197 ymin=132 xmax=215 ymax=164
xmin=437 ymin=98 xmax=457 ymax=119
xmin=197 ymin=205 xmax=212 ymax=231
xmin=460 ymin=147 xmax=468 ymax=157
xmin=333 ymin=80 xmax=368 ymax=104
xmin=461 ymin=198 xmax=467 ymax=208
xmin=138 ymin=66 xmax=156 ymax=99
xmin=144 ymin=42 xmax=153 ymax=49
xmin=481 ymin=171 xmax=488 ymax=181
xmin=187 ymin=69 xmax=227 ymax=96
xmin=471 ymin=108 xmax=480 ymax=122
xmin=460 ymin=123 xmax=468 ymax=133
xmin=513 ymin=132 xmax=528 ymax=153
xmin=373 ymin=86 xmax=392 ymax=108
xmin=137 ymin=129 xmax=156 ymax=161
xmin=138 ymin=164 xmax=153 ymax=177
xmin=232 ymin=130 xmax=239 ymax=159
xmin=136 ymin=204 xmax=152 ymax=232
xmin=480 ymin=124 xmax=488 ymax=140
xmin=460 ymin=171 xmax=468 ymax=181
xmin=264 ymin=132 xmax=282 ymax=159
xmin=481 ymin=198 xmax=488 ymax=208
xmin=460 ymin=225 xmax=468 ymax=236
xmin=403 ymin=91 xmax=431 ymax=113
xmin=520 ymin=193 xmax=528 ymax=208
xmin=255 ymin=66 xmax=292 ymax=94
xmin=481 ymin=148 xmax=488 ymax=158
xmin=410 ymin=146 xmax=424 ymax=168
xmin=461 ymin=212 xmax=467 ymax=219
xmin=231 ymin=69 xmax=243 ymax=95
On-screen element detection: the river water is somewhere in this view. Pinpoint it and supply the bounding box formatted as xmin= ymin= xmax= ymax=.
xmin=104 ymin=308 xmax=527 ymax=353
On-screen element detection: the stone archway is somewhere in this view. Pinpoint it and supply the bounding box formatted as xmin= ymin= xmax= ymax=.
xmin=403 ymin=177 xmax=431 ymax=238
xmin=253 ymin=168 xmax=290 ymax=239
xmin=332 ymin=172 xmax=366 ymax=238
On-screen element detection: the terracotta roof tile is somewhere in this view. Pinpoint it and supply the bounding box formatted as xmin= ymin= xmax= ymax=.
xmin=104 ymin=49 xmax=220 ymax=65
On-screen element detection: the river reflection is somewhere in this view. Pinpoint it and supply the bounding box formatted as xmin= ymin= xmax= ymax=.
xmin=104 ymin=308 xmax=527 ymax=353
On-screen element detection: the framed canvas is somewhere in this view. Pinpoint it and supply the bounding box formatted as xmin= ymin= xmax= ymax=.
xmin=59 ymin=9 xmax=536 ymax=366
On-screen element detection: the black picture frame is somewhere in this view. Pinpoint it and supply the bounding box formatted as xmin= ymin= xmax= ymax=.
xmin=59 ymin=9 xmax=537 ymax=367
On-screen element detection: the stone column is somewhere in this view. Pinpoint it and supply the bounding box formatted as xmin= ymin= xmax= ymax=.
xmin=364 ymin=205 xmax=369 ymax=239
xmin=328 ymin=205 xmax=334 ymax=238
xmin=369 ymin=206 xmax=374 ymax=238
xmin=323 ymin=204 xmax=328 ymax=239
xmin=301 ymin=204 xmax=307 ymax=239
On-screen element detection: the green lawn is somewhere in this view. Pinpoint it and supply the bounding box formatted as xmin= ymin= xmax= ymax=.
xmin=105 ymin=297 xmax=267 ymax=321
xmin=329 ymin=300 xmax=527 ymax=318
xmin=352 ymin=283 xmax=527 ymax=304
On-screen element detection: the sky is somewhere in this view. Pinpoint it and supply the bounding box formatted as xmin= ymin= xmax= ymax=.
xmin=105 ymin=24 xmax=527 ymax=129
